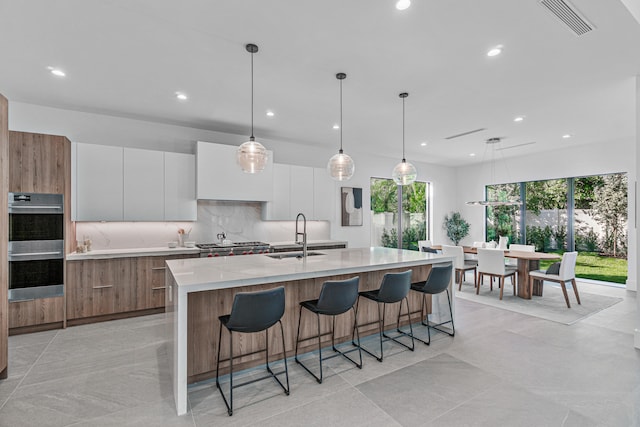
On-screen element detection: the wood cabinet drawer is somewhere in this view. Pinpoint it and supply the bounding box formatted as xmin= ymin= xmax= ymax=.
xmin=9 ymin=296 xmax=65 ymax=329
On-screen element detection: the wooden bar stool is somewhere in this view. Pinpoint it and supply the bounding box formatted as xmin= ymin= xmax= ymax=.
xmin=355 ymin=270 xmax=415 ymax=362
xmin=294 ymin=276 xmax=363 ymax=383
xmin=215 ymin=286 xmax=290 ymax=416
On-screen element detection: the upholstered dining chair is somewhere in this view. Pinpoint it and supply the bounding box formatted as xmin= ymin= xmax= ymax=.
xmin=506 ymin=244 xmax=535 ymax=267
xmin=528 ymin=251 xmax=580 ymax=308
xmin=418 ymin=240 xmax=433 ymax=251
xmin=441 ymin=245 xmax=476 ymax=290
xmin=476 ymin=248 xmax=517 ymax=300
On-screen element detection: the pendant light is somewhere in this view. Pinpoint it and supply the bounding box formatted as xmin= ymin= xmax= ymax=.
xmin=327 ymin=73 xmax=355 ymax=181
xmin=392 ymin=92 xmax=417 ymax=185
xmin=466 ymin=137 xmax=522 ymax=206
xmin=237 ymin=43 xmax=269 ymax=174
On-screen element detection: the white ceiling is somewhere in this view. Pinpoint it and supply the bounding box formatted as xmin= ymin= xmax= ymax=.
xmin=1 ymin=0 xmax=639 ymax=166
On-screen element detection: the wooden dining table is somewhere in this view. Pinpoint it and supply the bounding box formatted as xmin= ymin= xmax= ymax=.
xmin=432 ymin=246 xmax=560 ymax=299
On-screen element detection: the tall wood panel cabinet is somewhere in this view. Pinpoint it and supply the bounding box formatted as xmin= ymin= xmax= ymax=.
xmin=0 ymin=95 xmax=9 ymax=379
xmin=8 ymin=131 xmax=74 ymax=334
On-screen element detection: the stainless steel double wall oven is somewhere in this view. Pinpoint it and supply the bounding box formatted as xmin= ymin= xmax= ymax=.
xmin=8 ymin=193 xmax=65 ymax=301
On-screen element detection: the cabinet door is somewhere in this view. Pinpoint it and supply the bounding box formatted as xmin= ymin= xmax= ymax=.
xmin=196 ymin=141 xmax=273 ymax=201
xmin=123 ymin=148 xmax=164 ymax=220
xmin=9 ymin=296 xmax=64 ymax=329
xmin=289 ymin=165 xmax=314 ymax=217
xmin=263 ymin=163 xmax=290 ymax=220
xmin=66 ymin=258 xmax=135 ymax=319
xmin=164 ymin=152 xmax=197 ymax=221
xmin=9 ymin=131 xmax=68 ymax=194
xmin=313 ymin=167 xmax=336 ymax=220
xmin=75 ymin=143 xmax=124 ymax=221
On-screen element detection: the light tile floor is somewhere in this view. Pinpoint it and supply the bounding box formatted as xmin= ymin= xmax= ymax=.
xmin=0 ymin=281 xmax=638 ymax=426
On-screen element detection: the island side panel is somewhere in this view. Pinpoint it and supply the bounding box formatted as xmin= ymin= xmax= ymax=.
xmin=186 ymin=264 xmax=433 ymax=383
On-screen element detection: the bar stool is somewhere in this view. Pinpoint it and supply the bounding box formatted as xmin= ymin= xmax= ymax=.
xmin=294 ymin=276 xmax=362 ymax=383
xmin=215 ymin=286 xmax=289 ymax=416
xmin=411 ymin=262 xmax=454 ymax=345
xmin=355 ymin=270 xmax=415 ymax=362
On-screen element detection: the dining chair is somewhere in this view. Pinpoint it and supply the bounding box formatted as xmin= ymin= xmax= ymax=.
xmin=441 ymin=245 xmax=476 ymax=290
xmin=418 ymin=240 xmax=433 ymax=251
xmin=505 ymin=244 xmax=535 ymax=267
xmin=498 ymin=236 xmax=508 ymax=250
xmin=476 ymin=248 xmax=517 ymax=300
xmin=528 ymin=251 xmax=580 ymax=308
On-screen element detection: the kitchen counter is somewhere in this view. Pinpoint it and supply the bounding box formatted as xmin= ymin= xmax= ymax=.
xmin=66 ymin=246 xmax=201 ymax=260
xmin=166 ymin=247 xmax=454 ymax=415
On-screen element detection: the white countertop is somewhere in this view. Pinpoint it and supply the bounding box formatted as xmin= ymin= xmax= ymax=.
xmin=66 ymin=246 xmax=201 ymax=260
xmin=166 ymin=247 xmax=453 ymax=292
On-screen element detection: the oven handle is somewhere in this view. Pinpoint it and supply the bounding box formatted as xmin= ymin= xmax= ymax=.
xmin=9 ymin=251 xmax=63 ymax=257
xmin=9 ymin=205 xmax=63 ymax=210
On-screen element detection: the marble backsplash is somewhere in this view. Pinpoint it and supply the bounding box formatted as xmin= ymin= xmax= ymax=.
xmin=75 ymin=200 xmax=331 ymax=250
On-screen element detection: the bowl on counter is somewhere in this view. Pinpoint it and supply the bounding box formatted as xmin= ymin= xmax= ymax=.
xmin=184 ymin=241 xmax=196 ymax=248
xmin=167 ymin=241 xmax=178 ymax=248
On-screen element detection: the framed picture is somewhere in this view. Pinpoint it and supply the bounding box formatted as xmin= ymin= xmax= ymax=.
xmin=341 ymin=187 xmax=363 ymax=226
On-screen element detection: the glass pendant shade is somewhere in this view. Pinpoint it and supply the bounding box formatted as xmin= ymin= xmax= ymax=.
xmin=327 ymin=149 xmax=355 ymax=181
xmin=237 ymin=137 xmax=268 ymax=174
xmin=392 ymin=159 xmax=417 ymax=185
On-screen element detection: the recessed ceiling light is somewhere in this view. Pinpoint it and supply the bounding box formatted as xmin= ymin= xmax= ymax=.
xmin=333 ymin=124 xmax=340 ymax=130
xmin=487 ymin=45 xmax=503 ymax=57
xmin=396 ymin=0 xmax=411 ymax=10
xmin=469 ymin=153 xmax=476 ymax=157
xmin=514 ymin=116 xmax=525 ymax=122
xmin=47 ymin=66 xmax=65 ymax=77
xmin=266 ymin=110 xmax=275 ymax=117
xmin=420 ymin=142 xmax=427 ymax=147
xmin=175 ymin=92 xmax=188 ymax=101
xmin=562 ymin=134 xmax=572 ymax=139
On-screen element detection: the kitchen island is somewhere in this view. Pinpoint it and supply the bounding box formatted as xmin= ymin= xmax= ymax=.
xmin=166 ymin=247 xmax=454 ymax=415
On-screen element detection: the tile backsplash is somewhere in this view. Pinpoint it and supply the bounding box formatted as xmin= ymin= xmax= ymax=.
xmin=75 ymin=200 xmax=331 ymax=250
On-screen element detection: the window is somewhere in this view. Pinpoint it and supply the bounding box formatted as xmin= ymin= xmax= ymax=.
xmin=484 ymin=173 xmax=627 ymax=284
xmin=370 ymin=178 xmax=430 ymax=250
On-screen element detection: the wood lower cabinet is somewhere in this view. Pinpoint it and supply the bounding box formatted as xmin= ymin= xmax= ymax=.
xmin=136 ymin=255 xmax=194 ymax=310
xmin=67 ymin=254 xmax=197 ymax=323
xmin=9 ymin=297 xmax=65 ymax=333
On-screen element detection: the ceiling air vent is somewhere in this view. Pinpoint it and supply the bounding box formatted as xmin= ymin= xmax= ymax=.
xmin=539 ymin=0 xmax=594 ymax=36
xmin=444 ymin=128 xmax=486 ymax=140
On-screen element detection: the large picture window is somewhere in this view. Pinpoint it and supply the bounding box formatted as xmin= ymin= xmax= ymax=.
xmin=485 ymin=173 xmax=627 ymax=284
xmin=370 ymin=178 xmax=430 ymax=250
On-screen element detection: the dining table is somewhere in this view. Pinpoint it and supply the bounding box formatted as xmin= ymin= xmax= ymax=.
xmin=432 ymin=246 xmax=561 ymax=299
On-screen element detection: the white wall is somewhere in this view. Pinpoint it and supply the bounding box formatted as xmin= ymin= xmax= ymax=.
xmin=455 ymin=138 xmax=637 ymax=291
xmin=9 ymin=101 xmax=458 ymax=249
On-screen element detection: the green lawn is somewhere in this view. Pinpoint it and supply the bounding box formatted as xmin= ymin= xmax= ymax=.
xmin=538 ymin=252 xmax=627 ymax=284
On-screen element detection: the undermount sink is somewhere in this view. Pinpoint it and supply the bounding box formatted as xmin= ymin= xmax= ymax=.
xmin=266 ymin=252 xmax=324 ymax=259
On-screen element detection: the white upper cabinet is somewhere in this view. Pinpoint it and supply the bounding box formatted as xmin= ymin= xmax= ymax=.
xmin=289 ymin=165 xmax=314 ymax=217
xmin=124 ymin=148 xmax=164 ymax=221
xmin=74 ymin=143 xmax=197 ymax=221
xmin=263 ymin=163 xmax=291 ymax=220
xmin=165 ymin=152 xmax=197 ymax=221
xmin=263 ymin=164 xmax=335 ymax=221
xmin=196 ymin=141 xmax=273 ymax=202
xmin=75 ymin=143 xmax=124 ymax=221
xmin=313 ymin=167 xmax=336 ymax=221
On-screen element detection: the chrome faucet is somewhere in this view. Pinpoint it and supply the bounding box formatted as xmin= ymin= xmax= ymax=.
xmin=295 ymin=213 xmax=307 ymax=258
